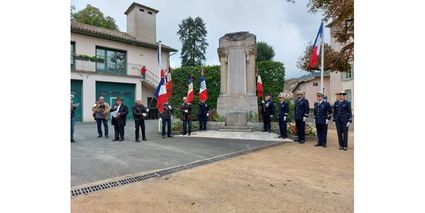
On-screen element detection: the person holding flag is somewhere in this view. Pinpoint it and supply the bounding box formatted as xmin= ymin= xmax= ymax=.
xmin=179 ymin=97 xmax=192 ymax=136
xmin=198 ymin=68 xmax=209 ymax=131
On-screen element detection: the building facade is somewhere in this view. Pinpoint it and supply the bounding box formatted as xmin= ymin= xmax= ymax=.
xmin=71 ymin=3 xmax=177 ymax=122
xmin=285 ymin=72 xmax=331 ymax=108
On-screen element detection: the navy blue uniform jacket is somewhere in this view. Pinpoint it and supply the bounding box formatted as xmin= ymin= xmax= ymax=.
xmin=294 ymin=98 xmax=310 ymax=120
xmin=314 ymin=101 xmax=332 ymax=124
xmin=332 ymin=100 xmax=352 ymax=123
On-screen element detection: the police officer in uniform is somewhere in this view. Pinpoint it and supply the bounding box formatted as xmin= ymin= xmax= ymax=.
xmin=313 ymin=92 xmax=332 ymax=147
xmin=161 ymin=102 xmax=173 ymax=138
xmin=294 ymin=91 xmax=310 ymax=143
xmin=261 ymin=94 xmax=274 ymax=133
xmin=277 ymin=93 xmax=289 ymax=139
xmin=132 ymin=99 xmax=149 ymax=142
xmin=198 ymin=100 xmax=209 ymax=131
xmin=180 ymin=97 xmax=192 ymax=136
xmin=333 ymin=90 xmax=352 ymax=151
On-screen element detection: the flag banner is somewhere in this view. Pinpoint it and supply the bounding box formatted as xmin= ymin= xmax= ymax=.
xmin=309 ymin=22 xmax=324 ymax=68
xmin=166 ymin=66 xmax=173 ymax=98
xmin=155 ymin=69 xmax=168 ymax=113
xmin=256 ymin=70 xmax=263 ymax=97
xmin=199 ymin=68 xmax=208 ymax=101
xmin=186 ymin=76 xmax=194 ymax=103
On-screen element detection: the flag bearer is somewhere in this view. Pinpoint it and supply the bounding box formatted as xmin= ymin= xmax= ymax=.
xmin=180 ymin=97 xmax=192 ymax=136
xmin=313 ymin=92 xmax=332 ymax=147
xmin=198 ymin=100 xmax=209 ymax=131
xmin=278 ymin=93 xmax=289 ymax=139
xmin=333 ymin=91 xmax=352 ymax=151
xmin=294 ymin=91 xmax=310 ymax=143
xmin=261 ymin=94 xmax=274 ymax=133
xmin=161 ymin=102 xmax=173 ymax=138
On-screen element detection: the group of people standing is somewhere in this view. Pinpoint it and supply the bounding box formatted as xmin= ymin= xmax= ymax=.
xmin=70 ymin=96 xmax=211 ymax=142
xmin=261 ymin=90 xmax=352 ymax=151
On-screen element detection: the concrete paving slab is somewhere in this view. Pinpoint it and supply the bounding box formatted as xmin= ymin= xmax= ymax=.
xmin=176 ymin=130 xmax=293 ymax=142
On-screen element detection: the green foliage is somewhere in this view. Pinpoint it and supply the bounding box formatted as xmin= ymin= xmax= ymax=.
xmin=169 ymin=66 xmax=220 ymax=120
xmin=171 ymin=119 xmax=200 ymax=132
xmin=177 ymin=17 xmax=209 ymax=67
xmin=72 ymin=4 xmax=119 ymax=30
xmin=170 ymin=61 xmax=285 ymax=121
xmin=256 ymin=41 xmax=275 ymax=62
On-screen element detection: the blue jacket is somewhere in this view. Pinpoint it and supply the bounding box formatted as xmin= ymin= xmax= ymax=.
xmin=198 ymin=102 xmax=209 ymax=117
xmin=262 ymin=100 xmax=274 ymax=117
xmin=294 ymin=98 xmax=310 ymax=120
xmin=333 ymin=100 xmax=352 ymax=123
xmin=314 ymin=101 xmax=332 ymax=124
xmin=278 ymin=101 xmax=289 ymax=120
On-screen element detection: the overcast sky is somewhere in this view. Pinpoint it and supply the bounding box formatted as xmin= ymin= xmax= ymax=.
xmin=72 ymin=0 xmax=330 ymax=78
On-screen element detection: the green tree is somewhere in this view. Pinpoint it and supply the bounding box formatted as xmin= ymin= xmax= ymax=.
xmin=72 ymin=4 xmax=119 ymax=30
xmin=256 ymin=41 xmax=275 ymax=62
xmin=177 ymin=17 xmax=208 ymax=67
xmin=296 ymin=42 xmax=352 ymax=72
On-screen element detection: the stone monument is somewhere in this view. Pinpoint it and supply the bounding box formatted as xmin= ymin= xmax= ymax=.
xmin=216 ymin=32 xmax=258 ymax=130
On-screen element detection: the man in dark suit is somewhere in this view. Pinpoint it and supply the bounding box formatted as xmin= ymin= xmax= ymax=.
xmin=314 ymin=92 xmax=333 ymax=148
xmin=198 ymin=100 xmax=209 ymax=131
xmin=333 ymin=90 xmax=353 ymax=151
xmin=278 ymin=92 xmax=289 ymax=139
xmin=110 ymin=97 xmax=128 ymax=142
xmin=261 ymin=94 xmax=274 ymax=133
xmin=294 ymin=91 xmax=310 ymax=144
xmin=132 ymin=98 xmax=148 ymax=142
xmin=161 ymin=102 xmax=172 ymax=138
xmin=180 ymin=97 xmax=192 ymax=136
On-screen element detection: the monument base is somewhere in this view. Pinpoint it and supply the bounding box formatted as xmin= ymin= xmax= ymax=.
xmin=216 ymin=95 xmax=258 ymax=123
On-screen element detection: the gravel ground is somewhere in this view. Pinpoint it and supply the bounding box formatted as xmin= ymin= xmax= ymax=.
xmin=72 ymin=129 xmax=354 ymax=213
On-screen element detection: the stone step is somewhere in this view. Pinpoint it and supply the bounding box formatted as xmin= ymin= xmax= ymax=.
xmin=218 ymin=128 xmax=253 ymax=132
xmin=222 ymin=125 xmax=251 ymax=129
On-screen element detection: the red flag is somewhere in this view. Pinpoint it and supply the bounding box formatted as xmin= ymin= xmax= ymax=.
xmin=199 ymin=68 xmax=208 ymax=101
xmin=256 ymin=70 xmax=263 ymax=97
xmin=166 ymin=66 xmax=173 ymax=98
xmin=186 ymin=76 xmax=194 ymax=103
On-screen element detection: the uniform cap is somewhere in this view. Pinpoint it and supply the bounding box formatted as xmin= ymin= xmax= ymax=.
xmin=335 ymin=90 xmax=347 ymax=95
xmin=295 ymin=91 xmax=304 ymax=95
xmin=316 ymin=92 xmax=325 ymax=96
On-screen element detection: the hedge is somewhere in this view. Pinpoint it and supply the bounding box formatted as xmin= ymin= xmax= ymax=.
xmin=169 ymin=61 xmax=286 ymax=121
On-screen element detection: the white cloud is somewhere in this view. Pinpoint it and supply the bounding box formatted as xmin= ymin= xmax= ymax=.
xmin=72 ymin=0 xmax=329 ymax=78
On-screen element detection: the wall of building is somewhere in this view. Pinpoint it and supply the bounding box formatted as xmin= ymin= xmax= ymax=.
xmin=71 ymin=33 xmax=170 ymax=77
xmin=297 ymin=76 xmax=330 ymax=107
xmin=329 ymin=72 xmax=343 ymax=104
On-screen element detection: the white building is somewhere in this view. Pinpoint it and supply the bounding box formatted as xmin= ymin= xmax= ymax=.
xmin=71 ymin=2 xmax=177 ymax=122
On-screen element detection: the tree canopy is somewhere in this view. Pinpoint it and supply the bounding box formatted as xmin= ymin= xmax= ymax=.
xmin=72 ymin=4 xmax=119 ymax=31
xmin=256 ymin=42 xmax=275 ymax=62
xmin=177 ymin=17 xmax=209 ymax=67
xmin=296 ymin=43 xmax=352 ymax=72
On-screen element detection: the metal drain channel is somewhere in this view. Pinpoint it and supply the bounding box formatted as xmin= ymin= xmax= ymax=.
xmin=71 ymin=141 xmax=285 ymax=197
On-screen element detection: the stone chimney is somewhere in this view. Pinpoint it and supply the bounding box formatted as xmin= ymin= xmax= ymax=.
xmin=125 ymin=2 xmax=158 ymax=44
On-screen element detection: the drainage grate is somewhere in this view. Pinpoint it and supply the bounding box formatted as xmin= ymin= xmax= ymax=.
xmin=71 ymin=141 xmax=284 ymax=197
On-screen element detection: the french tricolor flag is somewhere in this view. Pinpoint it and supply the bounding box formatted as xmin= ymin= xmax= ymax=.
xmin=199 ymin=69 xmax=208 ymax=102
xmin=186 ymin=76 xmax=194 ymax=103
xmin=155 ymin=69 xmax=168 ymax=113
xmin=309 ymin=22 xmax=324 ymax=68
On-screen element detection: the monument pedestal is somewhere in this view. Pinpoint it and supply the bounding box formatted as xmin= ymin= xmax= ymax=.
xmin=216 ymin=95 xmax=258 ymax=122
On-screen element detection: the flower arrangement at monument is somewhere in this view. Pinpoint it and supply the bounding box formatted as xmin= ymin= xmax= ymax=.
xmin=288 ymin=122 xmax=317 ymax=136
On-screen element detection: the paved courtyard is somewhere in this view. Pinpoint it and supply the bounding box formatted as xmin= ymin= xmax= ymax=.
xmin=71 ymin=120 xmax=280 ymax=186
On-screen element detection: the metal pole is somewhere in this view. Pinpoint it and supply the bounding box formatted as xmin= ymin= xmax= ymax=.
xmin=320 ymin=20 xmax=325 ymax=93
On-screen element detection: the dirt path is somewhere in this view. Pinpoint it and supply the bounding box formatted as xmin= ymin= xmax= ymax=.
xmin=72 ymin=129 xmax=354 ymax=213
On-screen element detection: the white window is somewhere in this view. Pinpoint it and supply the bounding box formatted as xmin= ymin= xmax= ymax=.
xmin=345 ymin=89 xmax=352 ymax=102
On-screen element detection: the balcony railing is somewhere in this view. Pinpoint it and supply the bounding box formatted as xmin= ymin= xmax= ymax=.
xmin=71 ymin=58 xmax=160 ymax=88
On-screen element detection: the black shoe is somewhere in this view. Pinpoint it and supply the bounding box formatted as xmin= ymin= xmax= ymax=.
xmin=135 ymin=139 xmax=140 ymax=142
xmin=188 ymin=133 xmax=191 ymax=136
xmin=322 ymin=144 xmax=327 ymax=148
xmin=112 ymin=139 xmax=119 ymax=141
xmin=339 ymin=147 xmax=344 ymax=150
xmin=71 ymin=139 xmax=76 ymax=143
xmin=119 ymin=138 xmax=124 ymax=142
xmin=167 ymin=135 xmax=173 ymax=138
xmin=143 ymin=138 xmax=147 ymax=141
xmin=262 ymin=130 xmax=267 ymax=132
xmin=314 ymin=144 xmax=322 ymax=147
xmin=299 ymin=140 xmax=305 ymax=144
xmin=282 ymin=136 xmax=287 ymax=139
xmin=105 ymin=135 xmax=109 ymax=138
xmin=182 ymin=133 xmax=187 ymax=136
xmin=343 ymin=147 xmax=348 ymax=151
xmin=294 ymin=139 xmax=300 ymax=142
xmin=97 ymin=135 xmax=102 ymax=138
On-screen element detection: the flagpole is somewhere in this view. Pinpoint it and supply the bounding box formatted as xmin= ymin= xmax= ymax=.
xmin=320 ymin=20 xmax=324 ymax=93
xmin=158 ymin=41 xmax=162 ymax=132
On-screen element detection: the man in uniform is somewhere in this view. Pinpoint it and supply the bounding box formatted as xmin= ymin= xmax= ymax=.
xmin=333 ymin=90 xmax=352 ymax=151
xmin=161 ymin=102 xmax=173 ymax=138
xmin=92 ymin=96 xmax=110 ymax=138
xmin=261 ymin=94 xmax=274 ymax=133
xmin=110 ymin=97 xmax=128 ymax=142
xmin=198 ymin=100 xmax=209 ymax=131
xmin=180 ymin=97 xmax=192 ymax=136
xmin=278 ymin=93 xmax=289 ymax=139
xmin=132 ymin=98 xmax=149 ymax=142
xmin=313 ymin=92 xmax=332 ymax=147
xmin=294 ymin=91 xmax=310 ymax=143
